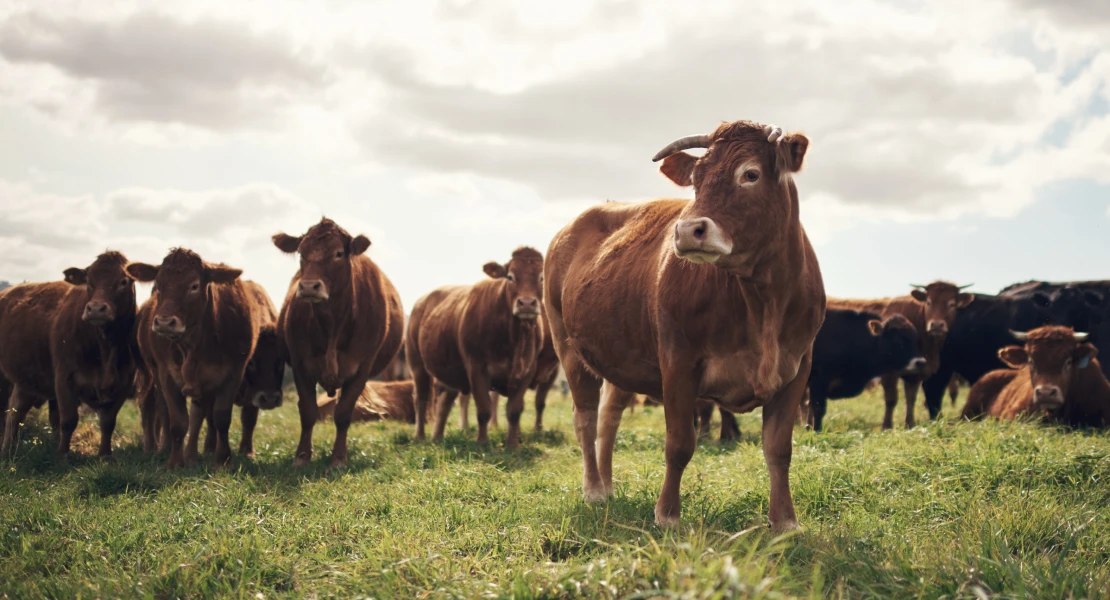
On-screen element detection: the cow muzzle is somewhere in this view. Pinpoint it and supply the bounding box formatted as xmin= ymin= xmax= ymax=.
xmin=1033 ymin=385 xmax=1064 ymax=410
xmin=926 ymin=321 xmax=948 ymax=337
xmin=251 ymin=391 xmax=284 ymax=410
xmin=83 ymin=301 xmax=115 ymax=325
xmin=296 ymin=279 xmax=329 ymax=303
xmin=673 ymin=218 xmax=732 ymax=263
xmin=904 ymin=357 xmax=928 ymax=374
xmin=152 ymin=315 xmax=185 ymax=339
xmin=513 ymin=296 xmax=541 ymax=319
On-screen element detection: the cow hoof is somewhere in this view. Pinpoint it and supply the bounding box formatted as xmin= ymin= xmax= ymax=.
xmin=239 ymin=449 xmax=255 ymax=458
xmin=770 ymin=519 xmax=801 ymax=534
xmin=99 ymin=454 xmax=115 ymax=464
xmin=583 ymin=488 xmax=608 ymax=503
xmin=654 ymin=512 xmax=680 ymax=528
xmin=293 ymin=457 xmax=311 ymax=468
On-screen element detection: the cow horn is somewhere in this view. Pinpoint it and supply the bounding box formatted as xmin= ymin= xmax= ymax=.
xmin=959 ymin=283 xmax=974 ymax=290
xmin=909 ymin=283 xmax=926 ymax=289
xmin=651 ymin=134 xmax=712 ymax=162
xmin=1074 ymin=332 xmax=1090 ymax=342
xmin=1010 ymin=330 xmax=1029 ymax=341
xmin=764 ymin=124 xmax=784 ymax=143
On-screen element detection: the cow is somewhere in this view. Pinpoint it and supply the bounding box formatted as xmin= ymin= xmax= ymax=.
xmin=961 ymin=326 xmax=1110 ymax=427
xmin=406 ymin=248 xmax=545 ymax=448
xmin=126 ymin=249 xmax=261 ymax=468
xmin=460 ymin=318 xmax=560 ymax=431
xmin=316 ymin=380 xmax=428 ymax=423
xmin=830 ymin=281 xmax=973 ymax=429
xmin=0 ymin=251 xmax=138 ymax=458
xmin=544 ymin=120 xmax=825 ymax=531
xmin=806 ymin=310 xmax=924 ymax=432
xmin=918 ymin=292 xmax=1052 ymax=418
xmin=273 ymin=217 xmax=405 ymax=467
xmin=999 ymin=280 xmax=1110 ymax=378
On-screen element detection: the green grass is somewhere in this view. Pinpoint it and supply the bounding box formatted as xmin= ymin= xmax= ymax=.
xmin=3 ymin=387 xmax=1110 ymax=599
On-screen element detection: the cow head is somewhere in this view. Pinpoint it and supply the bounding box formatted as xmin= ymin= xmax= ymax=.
xmin=63 ymin=251 xmax=135 ymax=326
xmin=242 ymin=327 xmax=285 ymax=409
xmin=1032 ymin=284 xmax=1104 ymax=331
xmin=909 ymin=281 xmax=974 ymax=338
xmin=272 ymin=217 xmax=369 ymax=304
xmin=126 ymin=248 xmax=242 ymax=340
xmin=484 ymin=247 xmax=544 ymax=319
xmin=871 ymin=314 xmax=926 ymax=374
xmin=1000 ymin=326 xmax=1097 ymax=413
xmin=652 ymin=120 xmax=808 ymax=269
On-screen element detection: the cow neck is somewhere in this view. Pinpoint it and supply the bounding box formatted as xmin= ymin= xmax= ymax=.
xmin=93 ymin=304 xmax=135 ymax=392
xmin=308 ymin=271 xmax=355 ymax=386
xmin=491 ymin=279 xmax=541 ymax=388
xmin=173 ymin=285 xmax=221 ymax=391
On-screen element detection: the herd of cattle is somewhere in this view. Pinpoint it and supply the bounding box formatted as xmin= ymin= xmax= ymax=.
xmin=2 ymin=119 xmax=1108 ymax=532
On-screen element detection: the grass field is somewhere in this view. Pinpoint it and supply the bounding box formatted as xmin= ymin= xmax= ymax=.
xmin=3 ymin=386 xmax=1110 ymax=599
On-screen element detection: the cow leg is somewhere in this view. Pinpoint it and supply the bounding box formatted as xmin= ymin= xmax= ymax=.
xmin=533 ymin=379 xmax=553 ymax=432
xmin=597 ymin=383 xmax=635 ymax=496
xmin=292 ymin=368 xmax=319 ymax=466
xmin=880 ymin=375 xmax=899 ymax=430
xmin=329 ymin=375 xmax=370 ymax=468
xmin=239 ymin=405 xmax=259 ymax=457
xmin=156 ymin=389 xmax=172 ymax=454
xmin=467 ymin=366 xmax=495 ymax=444
xmin=2 ymin=386 xmax=37 ymax=455
xmin=566 ymin=357 xmax=605 ymax=501
xmin=902 ymin=377 xmax=921 ymax=429
xmin=46 ymin=398 xmax=60 ymax=434
xmin=53 ymin=374 xmax=80 ymax=459
xmin=489 ymin=392 xmax=500 ymax=428
xmin=762 ymin=353 xmax=811 ymax=533
xmin=458 ymin=394 xmax=470 ymax=430
xmin=160 ymin=377 xmax=189 ymax=469
xmin=922 ymin=369 xmax=951 ymax=420
xmin=655 ymin=370 xmax=699 ymax=527
xmin=203 ymin=406 xmax=217 ymax=454
xmin=95 ymin=398 xmax=126 ymax=459
xmin=696 ymin=400 xmax=714 ymax=438
xmin=719 ymin=408 xmax=740 ymax=442
xmin=503 ymin=387 xmax=527 ymax=449
xmin=184 ymin=399 xmax=207 ymax=467
xmin=432 ymin=387 xmax=458 ymax=440
xmin=139 ymin=387 xmax=158 ymax=453
xmin=411 ymin=368 xmax=433 ymax=441
xmin=809 ymin=385 xmax=829 ymax=433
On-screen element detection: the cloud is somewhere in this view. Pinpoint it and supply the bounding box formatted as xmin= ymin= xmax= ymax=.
xmin=0 ymin=10 xmax=328 ymax=129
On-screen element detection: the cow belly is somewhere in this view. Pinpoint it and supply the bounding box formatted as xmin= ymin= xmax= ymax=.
xmin=701 ymin=350 xmax=803 ymax=411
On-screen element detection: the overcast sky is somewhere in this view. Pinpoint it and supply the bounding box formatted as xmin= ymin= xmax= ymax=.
xmin=2 ymin=0 xmax=1109 ymax=310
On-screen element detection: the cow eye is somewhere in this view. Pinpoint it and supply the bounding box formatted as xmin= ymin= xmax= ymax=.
xmin=335 ymin=250 xmax=344 ymax=259
xmin=744 ymin=170 xmax=759 ymax=182
xmin=507 ymin=273 xmax=516 ymax=282
xmin=120 ymin=277 xmax=131 ymax=287
xmin=190 ymin=282 xmax=200 ymax=292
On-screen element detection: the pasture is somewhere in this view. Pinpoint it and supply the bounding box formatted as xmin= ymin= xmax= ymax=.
xmin=3 ymin=386 xmax=1109 ymax=599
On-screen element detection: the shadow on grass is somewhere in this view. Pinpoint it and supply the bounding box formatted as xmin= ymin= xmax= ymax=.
xmin=386 ymin=425 xmax=568 ymax=471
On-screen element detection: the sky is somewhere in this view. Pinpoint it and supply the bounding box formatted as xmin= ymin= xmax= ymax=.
xmin=1 ymin=0 xmax=1109 ymax=311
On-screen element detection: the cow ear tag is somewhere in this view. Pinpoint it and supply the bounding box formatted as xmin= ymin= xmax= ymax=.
xmin=1078 ymin=356 xmax=1091 ymax=369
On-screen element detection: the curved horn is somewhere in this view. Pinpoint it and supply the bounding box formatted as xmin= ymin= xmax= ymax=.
xmin=909 ymin=283 xmax=927 ymax=289
xmin=1074 ymin=332 xmax=1090 ymax=342
xmin=959 ymin=283 xmax=975 ymax=290
xmin=1010 ymin=330 xmax=1029 ymax=341
xmin=651 ymin=134 xmax=711 ymax=162
xmin=764 ymin=124 xmax=783 ymax=143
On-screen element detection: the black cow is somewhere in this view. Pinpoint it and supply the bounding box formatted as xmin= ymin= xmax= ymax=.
xmin=920 ymin=292 xmax=1052 ymax=417
xmin=807 ymin=309 xmax=924 ymax=432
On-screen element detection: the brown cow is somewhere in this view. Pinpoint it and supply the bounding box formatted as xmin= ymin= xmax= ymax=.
xmin=273 ymin=218 xmax=404 ymax=467
xmin=407 ymin=248 xmax=545 ymax=448
xmin=316 ymin=380 xmax=429 ymax=423
xmin=0 ymin=251 xmax=138 ymax=458
xmin=545 ymin=120 xmax=825 ymax=531
xmin=127 ymin=249 xmax=259 ymax=468
xmin=962 ymin=326 xmax=1110 ymax=426
xmin=830 ymin=281 xmax=973 ymax=429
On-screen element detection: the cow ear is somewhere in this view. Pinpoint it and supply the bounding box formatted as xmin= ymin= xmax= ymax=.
xmin=1032 ymin=292 xmax=1051 ymax=309
xmin=957 ymin=293 xmax=975 ymax=308
xmin=1084 ymin=291 xmax=1104 ymax=308
xmin=63 ymin=268 xmax=87 ymax=286
xmin=998 ymin=346 xmax=1028 ymax=369
xmin=272 ymin=233 xmax=302 ymax=254
xmin=776 ymin=133 xmax=809 ymax=173
xmin=126 ymin=263 xmax=159 ymax=283
xmin=206 ymin=264 xmax=242 ymax=285
xmin=867 ymin=319 xmax=883 ymax=335
xmin=1076 ymin=343 xmax=1098 ymax=369
xmin=910 ymin=289 xmax=928 ymax=303
xmin=350 ymin=235 xmax=371 ymax=256
xmin=483 ymin=262 xmax=507 ymax=279
xmin=659 ymin=152 xmax=697 ymax=187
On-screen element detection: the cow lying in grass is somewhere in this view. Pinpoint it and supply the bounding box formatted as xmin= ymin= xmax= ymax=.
xmin=962 ymin=326 xmax=1110 ymax=427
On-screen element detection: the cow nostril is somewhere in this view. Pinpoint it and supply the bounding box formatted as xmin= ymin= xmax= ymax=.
xmin=693 ymin=225 xmax=706 ymax=239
